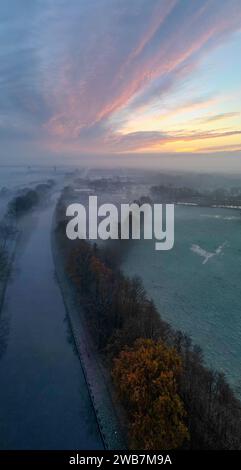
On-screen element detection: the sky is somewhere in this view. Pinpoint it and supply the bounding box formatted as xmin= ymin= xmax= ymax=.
xmin=0 ymin=0 xmax=241 ymax=170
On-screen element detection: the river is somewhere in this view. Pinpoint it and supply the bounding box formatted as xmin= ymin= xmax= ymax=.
xmin=0 ymin=197 xmax=103 ymax=449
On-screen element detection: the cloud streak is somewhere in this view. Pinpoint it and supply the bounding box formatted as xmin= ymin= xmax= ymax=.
xmin=108 ymin=128 xmax=241 ymax=152
xmin=198 ymin=112 xmax=240 ymax=124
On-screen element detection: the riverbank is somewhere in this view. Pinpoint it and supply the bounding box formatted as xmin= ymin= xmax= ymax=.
xmin=51 ymin=211 xmax=126 ymax=450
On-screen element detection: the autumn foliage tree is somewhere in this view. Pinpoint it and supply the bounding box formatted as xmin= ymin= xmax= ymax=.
xmin=112 ymin=338 xmax=189 ymax=449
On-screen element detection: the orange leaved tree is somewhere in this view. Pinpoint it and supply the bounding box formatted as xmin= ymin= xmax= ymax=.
xmin=112 ymin=338 xmax=189 ymax=449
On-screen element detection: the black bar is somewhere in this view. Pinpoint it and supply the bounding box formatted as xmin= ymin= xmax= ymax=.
xmin=0 ymin=450 xmax=240 ymax=467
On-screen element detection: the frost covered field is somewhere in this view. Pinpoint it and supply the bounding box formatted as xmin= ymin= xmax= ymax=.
xmin=122 ymin=204 xmax=241 ymax=394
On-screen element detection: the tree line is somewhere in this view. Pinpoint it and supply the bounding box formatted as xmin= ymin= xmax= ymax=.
xmin=151 ymin=184 xmax=241 ymax=207
xmin=0 ymin=181 xmax=55 ymax=306
xmin=7 ymin=180 xmax=55 ymax=219
xmin=55 ymin=191 xmax=241 ymax=450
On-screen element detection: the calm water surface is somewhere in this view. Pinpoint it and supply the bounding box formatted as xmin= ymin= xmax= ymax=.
xmin=0 ymin=201 xmax=103 ymax=449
